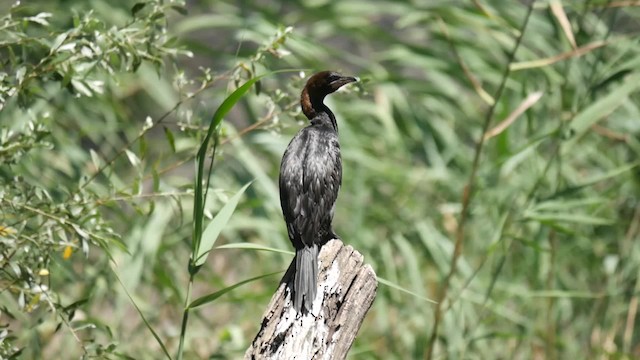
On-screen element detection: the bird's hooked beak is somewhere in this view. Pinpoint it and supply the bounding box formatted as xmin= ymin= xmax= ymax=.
xmin=329 ymin=75 xmax=358 ymax=90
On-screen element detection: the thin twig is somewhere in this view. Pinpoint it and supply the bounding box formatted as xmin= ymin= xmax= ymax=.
xmin=150 ymin=100 xmax=292 ymax=179
xmin=440 ymin=2 xmax=622 ymax=353
xmin=424 ymin=3 xmax=536 ymax=358
xmin=2 ymin=199 xmax=115 ymax=247
xmin=438 ymin=18 xmax=495 ymax=106
xmin=591 ymin=124 xmax=628 ymax=142
xmin=545 ymin=229 xmax=558 ymax=360
xmin=90 ymin=191 xmax=193 ymax=206
xmin=74 ymin=74 xmax=230 ymax=194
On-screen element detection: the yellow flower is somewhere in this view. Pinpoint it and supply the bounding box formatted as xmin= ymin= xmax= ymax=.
xmin=63 ymin=246 xmax=73 ymax=260
xmin=0 ymin=225 xmax=17 ymax=236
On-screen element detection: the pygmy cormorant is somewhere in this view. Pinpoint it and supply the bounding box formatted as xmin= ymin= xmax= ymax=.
xmin=279 ymin=71 xmax=357 ymax=313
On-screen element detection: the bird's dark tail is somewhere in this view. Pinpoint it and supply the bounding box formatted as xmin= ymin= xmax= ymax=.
xmin=294 ymin=244 xmax=319 ymax=313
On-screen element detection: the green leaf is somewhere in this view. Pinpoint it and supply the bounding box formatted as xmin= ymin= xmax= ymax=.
xmin=574 ymin=162 xmax=639 ymax=188
xmin=591 ymin=69 xmax=633 ymax=94
xmin=194 ymin=182 xmax=252 ymax=266
xmin=152 ymin=166 xmax=160 ymax=193
xmin=164 ymin=127 xmax=176 ymax=153
xmin=170 ymin=5 xmax=188 ymax=15
xmin=192 ymin=75 xmax=268 ymax=270
xmin=188 ymin=271 xmax=282 ymax=309
xmin=564 ymin=72 xmax=640 ymax=151
xmin=61 ymin=66 xmax=74 ymax=88
xmin=215 ymin=242 xmax=294 ymax=255
xmin=50 ymin=33 xmax=68 ymax=52
xmin=546 ymin=162 xmax=639 ymax=199
xmin=26 ymin=12 xmax=52 ymax=27
xmin=139 ymin=135 xmax=147 ymax=160
xmin=151 ymin=11 xmax=165 ymax=21
xmin=131 ymin=2 xmax=147 ymax=16
xmin=131 ymin=175 xmax=140 ymax=196
xmin=71 ymin=79 xmax=92 ymax=97
xmin=89 ymin=149 xmax=101 ymax=170
xmin=530 ymin=197 xmax=606 ymax=212
xmin=125 ymin=149 xmax=141 ymax=167
xmin=132 ymin=54 xmax=142 ymax=72
xmin=523 ymin=212 xmax=614 ymax=225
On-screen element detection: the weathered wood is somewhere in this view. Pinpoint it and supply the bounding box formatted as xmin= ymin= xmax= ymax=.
xmin=245 ymin=239 xmax=377 ymax=360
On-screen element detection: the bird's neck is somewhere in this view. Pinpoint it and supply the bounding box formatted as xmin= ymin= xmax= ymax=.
xmin=301 ymin=89 xmax=338 ymax=131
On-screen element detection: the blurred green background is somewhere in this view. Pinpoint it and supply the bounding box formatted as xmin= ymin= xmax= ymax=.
xmin=2 ymin=0 xmax=640 ymax=358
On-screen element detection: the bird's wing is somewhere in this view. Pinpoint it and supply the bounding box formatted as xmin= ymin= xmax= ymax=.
xmin=298 ymin=131 xmax=341 ymax=246
xmin=279 ymin=127 xmax=342 ymax=248
xmin=279 ymin=130 xmax=307 ymax=245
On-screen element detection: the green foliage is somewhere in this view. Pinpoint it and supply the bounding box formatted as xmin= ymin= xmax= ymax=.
xmin=1 ymin=0 xmax=640 ymax=359
xmin=194 ymin=181 xmax=252 ymax=268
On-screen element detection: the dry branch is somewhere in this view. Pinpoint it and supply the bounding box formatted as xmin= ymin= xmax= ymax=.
xmin=245 ymin=239 xmax=377 ymax=360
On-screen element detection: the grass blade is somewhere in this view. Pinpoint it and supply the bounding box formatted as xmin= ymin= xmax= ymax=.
xmin=523 ymin=211 xmax=614 ymax=225
xmin=564 ymin=72 xmax=640 ymax=150
xmin=188 ymin=271 xmax=283 ymax=309
xmin=545 ymin=162 xmax=639 ymax=199
xmin=377 ymin=276 xmax=438 ymax=304
xmin=113 ymin=269 xmax=172 ymax=360
xmin=195 ymin=182 xmax=253 ymax=266
xmin=192 ymin=75 xmax=266 ymax=271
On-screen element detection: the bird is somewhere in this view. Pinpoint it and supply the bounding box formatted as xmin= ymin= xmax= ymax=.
xmin=279 ymin=71 xmax=357 ymax=313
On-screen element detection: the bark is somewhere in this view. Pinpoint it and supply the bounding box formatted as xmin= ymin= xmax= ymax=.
xmin=245 ymin=239 xmax=377 ymax=360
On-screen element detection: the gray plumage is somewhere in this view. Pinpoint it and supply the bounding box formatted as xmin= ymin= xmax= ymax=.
xmin=279 ymin=71 xmax=356 ymax=313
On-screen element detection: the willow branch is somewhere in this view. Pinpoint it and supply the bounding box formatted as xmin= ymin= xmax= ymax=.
xmin=424 ymin=3 xmax=536 ymax=358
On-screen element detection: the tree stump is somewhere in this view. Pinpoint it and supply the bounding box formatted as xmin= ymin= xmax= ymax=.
xmin=245 ymin=239 xmax=377 ymax=360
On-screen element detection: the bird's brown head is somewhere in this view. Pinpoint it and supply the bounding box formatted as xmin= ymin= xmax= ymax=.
xmin=301 ymin=71 xmax=357 ymax=119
